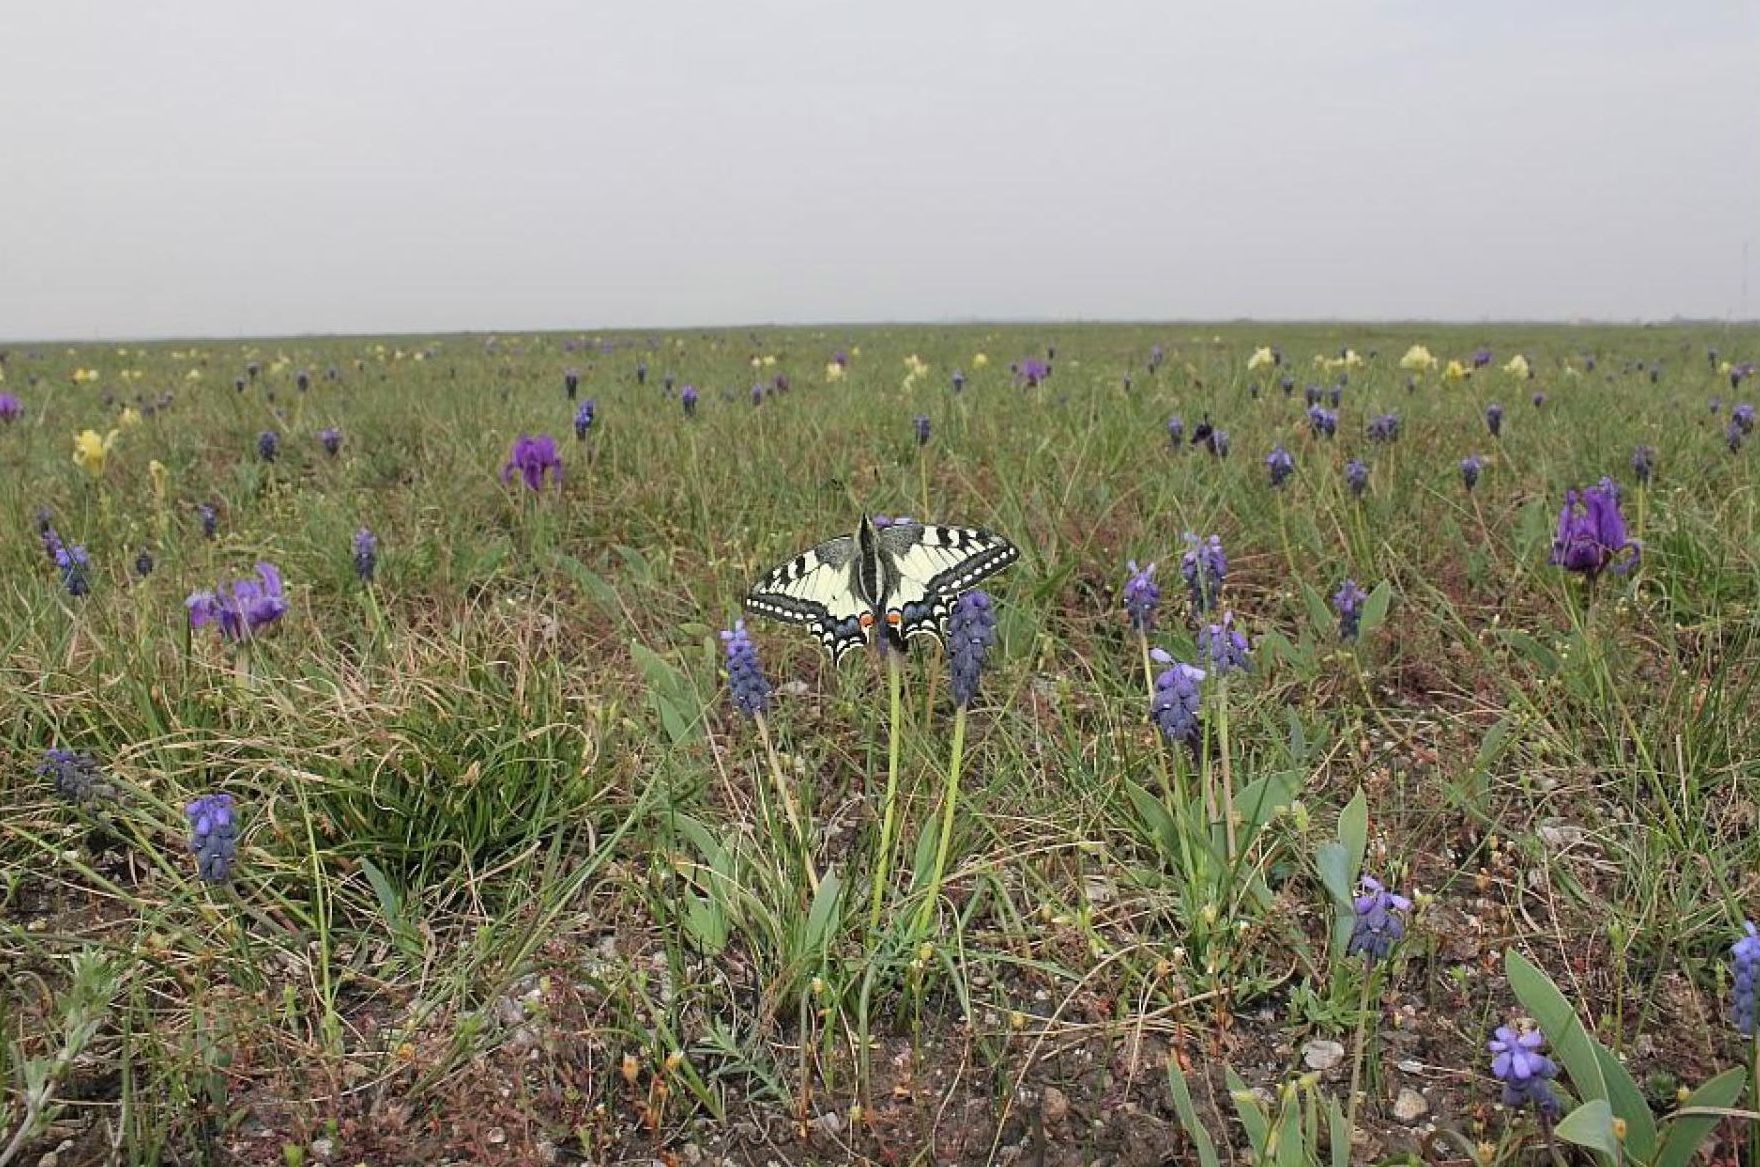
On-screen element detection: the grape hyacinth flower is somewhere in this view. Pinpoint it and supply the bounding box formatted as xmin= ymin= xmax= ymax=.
xmin=1123 ymin=560 xmax=1160 ymax=632
xmin=773 ymin=373 xmax=789 ymax=394
xmin=1366 ymin=413 xmax=1400 ymax=443
xmin=1734 ymin=362 xmax=1756 ymax=390
xmin=1472 ymin=348 xmax=1493 ymax=368
xmin=234 ymin=376 xmax=247 ymax=393
xmin=1167 ymin=415 xmax=1184 ymax=445
xmin=501 ymin=434 xmax=563 ymax=491
xmin=751 ymin=383 xmax=765 ymax=406
xmin=681 ymin=385 xmax=698 ymax=417
xmin=186 ymin=562 xmax=289 ymax=642
xmin=186 ymin=793 xmax=239 ymax=883
xmin=1198 ymin=611 xmax=1251 ymax=674
xmin=1333 ymin=579 xmax=1368 ymax=640
xmin=1486 ymin=403 xmax=1503 ymax=437
xmin=1346 ymin=876 xmax=1410 ymax=963
xmin=38 ymin=748 xmax=113 ymax=806
xmin=0 ymin=392 xmax=22 ymax=422
xmin=1206 ymin=428 xmax=1230 ymax=458
xmin=198 ymin=502 xmax=219 ymax=539
xmin=1460 ymin=454 xmax=1483 ymax=491
xmin=663 ymin=373 xmax=675 ymax=393
xmin=1305 ymin=384 xmax=1323 ymax=406
xmin=564 ymin=367 xmax=580 ymax=400
xmin=319 ymin=427 xmax=342 ymax=457
xmin=1735 ymin=403 xmax=1756 ymax=435
xmin=1488 ymin=1025 xmax=1560 ymax=1117
xmin=257 ymin=430 xmax=280 ymax=462
xmin=1550 ymin=481 xmax=1638 ymax=578
xmin=1149 ymin=651 xmax=1205 ymax=753
xmin=720 ymin=619 xmax=771 ymax=718
xmin=635 ymin=360 xmax=648 ymax=385
xmin=1266 ymin=444 xmax=1295 ymax=488
xmin=55 ymin=543 xmax=91 ymax=597
xmin=1181 ymin=534 xmax=1227 ymax=613
xmin=1733 ymin=922 xmax=1760 ymax=1035
xmin=1345 ymin=459 xmax=1369 ymax=498
xmin=1280 ymin=374 xmax=1295 ymax=397
xmin=870 ymin=514 xmax=916 ymax=530
xmin=1532 ymin=391 xmax=1546 ymax=408
xmin=135 ymin=549 xmax=154 ymax=578
xmin=1148 ymin=343 xmax=1164 ymax=373
xmin=947 ymin=589 xmax=997 ymax=709
xmin=1306 ymin=405 xmax=1337 ymax=438
xmin=246 ymin=361 xmax=260 ymax=381
xmin=1329 ymin=385 xmax=1343 ymax=407
xmin=353 ymin=528 xmax=378 ymax=582
xmin=574 ymin=398 xmax=596 ymax=439
xmin=296 ymin=368 xmax=310 ymax=393
xmin=913 ymin=414 xmax=932 ymax=446
xmin=1631 ymin=445 xmax=1655 ymax=484
xmin=1729 ymin=417 xmax=1746 ymax=453
xmin=951 ymin=369 xmax=966 ymax=392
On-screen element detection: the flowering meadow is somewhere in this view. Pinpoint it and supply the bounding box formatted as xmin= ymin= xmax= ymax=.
xmin=3 ymin=325 xmax=1760 ymax=1165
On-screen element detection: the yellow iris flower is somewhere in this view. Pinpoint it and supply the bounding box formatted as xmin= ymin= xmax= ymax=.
xmin=825 ymin=362 xmax=846 ymax=382
xmin=1399 ymin=345 xmax=1437 ymax=374
xmin=1443 ymin=359 xmax=1470 ymax=382
xmin=1504 ymin=354 xmax=1530 ymax=378
xmin=119 ymin=406 xmax=142 ymax=428
xmin=1246 ymin=346 xmax=1275 ymax=371
xmin=73 ymin=429 xmax=119 ymax=478
xmin=973 ymin=353 xmax=989 ymax=368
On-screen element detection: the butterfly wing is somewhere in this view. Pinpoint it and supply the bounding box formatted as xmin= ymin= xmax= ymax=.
xmin=745 ymin=535 xmax=872 ymax=662
xmin=877 ymin=522 xmax=1020 ymax=643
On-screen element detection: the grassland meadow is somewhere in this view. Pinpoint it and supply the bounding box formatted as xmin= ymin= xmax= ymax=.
xmin=4 ymin=324 xmax=1760 ymax=1165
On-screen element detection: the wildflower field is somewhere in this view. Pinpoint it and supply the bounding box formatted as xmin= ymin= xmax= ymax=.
xmin=4 ymin=323 xmax=1760 ymax=1166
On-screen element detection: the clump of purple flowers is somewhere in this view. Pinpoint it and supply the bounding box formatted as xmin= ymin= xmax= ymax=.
xmin=1181 ymin=534 xmax=1227 ymax=613
xmin=913 ymin=415 xmax=932 ymax=446
xmin=0 ymin=392 xmax=22 ymax=423
xmin=574 ymin=399 xmax=597 ymax=440
xmin=1366 ymin=413 xmax=1400 ymax=443
xmin=38 ymin=748 xmax=113 ymax=806
xmin=186 ymin=793 xmax=239 ymax=883
xmin=502 ymin=434 xmax=563 ymax=491
xmin=721 ymin=619 xmax=771 ymax=718
xmin=1123 ymin=560 xmax=1159 ymax=632
xmin=1486 ymin=403 xmax=1503 ymax=437
xmin=947 ymin=590 xmax=997 ymax=709
xmin=1347 ymin=876 xmax=1410 ymax=963
xmin=319 ymin=427 xmax=342 ymax=457
xmin=1631 ymin=445 xmax=1655 ymax=484
xmin=1333 ymin=579 xmax=1368 ymax=640
xmin=1345 ymin=459 xmax=1369 ymax=498
xmin=682 ymin=385 xmax=698 ymax=417
xmin=257 ymin=430 xmax=280 ymax=462
xmin=55 ymin=543 xmax=91 ymax=597
xmin=1488 ymin=1025 xmax=1560 ymax=1117
xmin=1734 ymin=403 xmax=1755 ymax=435
xmin=1198 ymin=611 xmax=1250 ymax=674
xmin=1014 ymin=358 xmax=1049 ymax=388
xmin=1266 ymin=445 xmax=1294 ymax=488
xmin=1149 ymin=651 xmax=1204 ymax=753
xmin=1550 ymin=481 xmax=1638 ymax=578
xmin=353 ymin=528 xmax=378 ymax=582
xmin=186 ymin=563 xmax=289 ymax=642
xmin=1460 ymin=454 xmax=1483 ymax=491
xmin=1733 ymin=922 xmax=1760 ymax=1035
xmin=1306 ymin=405 xmax=1337 ymax=438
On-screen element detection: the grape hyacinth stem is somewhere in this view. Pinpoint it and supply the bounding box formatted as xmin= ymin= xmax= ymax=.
xmin=1216 ymin=675 xmax=1237 ymax=861
xmin=755 ymin=711 xmax=816 ymax=892
xmin=1345 ymin=960 xmax=1378 ymax=1136
xmin=916 ymin=702 xmax=968 ymax=937
xmin=869 ymin=647 xmax=906 ymax=934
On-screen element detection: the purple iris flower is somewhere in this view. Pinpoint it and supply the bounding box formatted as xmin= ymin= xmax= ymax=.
xmin=773 ymin=373 xmax=790 ymax=394
xmin=319 ymin=427 xmax=342 ymax=457
xmin=501 ymin=434 xmax=563 ymax=490
xmin=574 ymin=399 xmax=597 ymax=439
xmin=187 ymin=562 xmax=289 ymax=642
xmin=1305 ymin=384 xmax=1323 ymax=407
xmin=1733 ymin=362 xmax=1755 ymax=390
xmin=635 ymin=361 xmax=647 ymax=385
xmin=681 ymin=385 xmax=699 ymax=417
xmin=1729 ymin=417 xmax=1746 ymax=453
xmin=0 ymin=392 xmax=22 ymax=422
xmin=1333 ymin=579 xmax=1368 ymax=640
xmin=295 ymin=368 xmax=310 ymax=393
xmin=1206 ymin=429 xmax=1230 ymax=458
xmin=1549 ymin=482 xmax=1638 ymax=578
xmin=1280 ymin=375 xmax=1295 ymax=397
xmin=1123 ymin=560 xmax=1160 ymax=632
xmin=1328 ymin=385 xmax=1343 ymax=407
xmin=1532 ymin=391 xmax=1546 ymax=408
xmin=1266 ymin=445 xmax=1295 ymax=488
xmin=135 ymin=549 xmax=154 ymax=578
xmin=198 ymin=502 xmax=219 ymax=540
xmin=832 ymin=350 xmax=849 ymax=368
xmin=1015 ymin=358 xmax=1050 ymax=388
xmin=1486 ymin=403 xmax=1503 ymax=437
xmin=1460 ymin=454 xmax=1483 ymax=491
xmin=1148 ymin=344 xmax=1164 ymax=373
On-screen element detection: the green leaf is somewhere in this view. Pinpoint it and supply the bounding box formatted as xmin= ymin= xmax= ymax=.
xmin=1358 ymin=580 xmax=1394 ymax=639
xmin=1123 ymin=778 xmax=1180 ymax=864
xmin=552 ymin=553 xmax=625 ymax=618
xmin=1497 ymin=628 xmax=1561 ymax=672
xmin=802 ymin=868 xmax=843 ymax=958
xmin=1226 ymin=1069 xmax=1270 ymax=1154
xmin=1301 ymin=582 xmax=1335 ymax=639
xmin=1653 ymin=1066 xmax=1746 ymax=1167
xmin=1591 ymin=1041 xmax=1657 ymax=1160
xmin=1166 ymin=1061 xmax=1221 ymax=1167
xmin=1554 ymin=1099 xmax=1621 ymax=1158
xmin=357 ymin=857 xmax=421 ymax=960
xmin=1325 ymin=1093 xmax=1350 ymax=1167
xmin=1234 ymin=770 xmax=1298 ymax=835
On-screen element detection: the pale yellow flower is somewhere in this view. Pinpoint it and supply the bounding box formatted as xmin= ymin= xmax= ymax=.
xmin=1398 ymin=345 xmax=1437 ymax=374
xmin=1719 ymin=360 xmax=1733 ymax=375
xmin=762 ymin=355 xmax=777 ymax=368
xmin=825 ymin=362 xmax=846 ymax=382
xmin=973 ymin=353 xmax=989 ymax=368
xmin=750 ymin=356 xmax=763 ymax=369
xmin=148 ymin=459 xmax=169 ymax=503
xmin=119 ymin=406 xmax=142 ymax=428
xmin=904 ymin=354 xmax=930 ymax=378
xmin=1443 ymin=359 xmax=1470 ymax=382
xmin=72 ymin=367 xmax=100 ymax=384
xmin=1246 ymin=346 xmax=1275 ymax=372
xmin=185 ymin=368 xmax=203 ymax=381
xmin=73 ymin=429 xmax=119 ymax=478
xmin=1343 ymin=349 xmax=1363 ymax=369
xmin=851 ymin=346 xmax=861 ymax=358
xmin=1503 ymin=354 xmax=1530 ymax=378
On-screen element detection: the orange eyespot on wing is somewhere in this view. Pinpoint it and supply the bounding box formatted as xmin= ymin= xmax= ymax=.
xmin=859 ymin=611 xmax=876 ymax=628
xmin=886 ymin=612 xmax=902 ymax=626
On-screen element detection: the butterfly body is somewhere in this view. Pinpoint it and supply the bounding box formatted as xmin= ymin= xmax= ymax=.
xmin=746 ymin=515 xmax=1018 ymax=662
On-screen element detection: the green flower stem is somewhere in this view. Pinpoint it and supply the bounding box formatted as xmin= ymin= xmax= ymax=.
xmin=915 ymin=703 xmax=967 ymax=936
xmin=756 ymin=712 xmax=817 ymax=893
xmin=1345 ymin=960 xmax=1377 ymax=1136
xmin=869 ymin=648 xmax=906 ymax=933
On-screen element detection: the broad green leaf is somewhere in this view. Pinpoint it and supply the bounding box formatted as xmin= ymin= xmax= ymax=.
xmin=1653 ymin=1066 xmax=1746 ymax=1167
xmin=1301 ymin=582 xmax=1335 ymax=639
xmin=802 ymin=868 xmax=843 ymax=957
xmin=1591 ymin=1041 xmax=1657 ymax=1160
xmin=1506 ymin=950 xmax=1636 ymax=1165
xmin=1358 ymin=580 xmax=1394 ymax=639
xmin=1166 ymin=1061 xmax=1221 ymax=1167
xmin=1226 ymin=1069 xmax=1270 ymax=1154
xmin=1234 ymin=770 xmax=1298 ymax=835
xmin=1554 ymin=1099 xmax=1621 ymax=1158
xmin=1123 ymin=778 xmax=1180 ymax=864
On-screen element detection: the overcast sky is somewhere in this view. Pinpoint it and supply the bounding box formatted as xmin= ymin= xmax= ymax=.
xmin=3 ymin=2 xmax=1756 ymax=340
